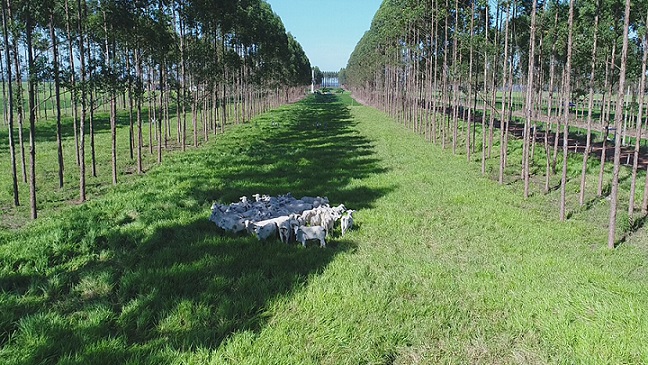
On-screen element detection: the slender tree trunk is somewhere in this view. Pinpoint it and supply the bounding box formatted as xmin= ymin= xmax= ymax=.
xmin=559 ymin=0 xmax=575 ymax=221
xmin=50 ymin=12 xmax=64 ymax=189
xmin=544 ymin=44 xmax=556 ymax=193
xmin=158 ymin=63 xmax=163 ymax=164
xmin=192 ymin=78 xmax=198 ymax=147
xmin=2 ymin=0 xmax=18 ymax=206
xmin=127 ymin=52 xmax=134 ymax=160
xmin=523 ymin=0 xmax=538 ymax=198
xmin=26 ymin=12 xmax=37 ymax=219
xmin=466 ymin=1 xmax=475 ymax=161
xmin=481 ymin=3 xmax=489 ymax=174
xmin=598 ymin=44 xmax=616 ymax=196
xmin=103 ymin=6 xmax=117 ymax=185
xmin=148 ymin=65 xmax=153 ymax=155
xmin=179 ymin=7 xmax=187 ymax=152
xmin=628 ymin=10 xmax=648 ymax=217
xmin=86 ymin=31 xmax=96 ymax=178
xmin=499 ymin=5 xmax=510 ymax=184
xmin=10 ymin=3 xmax=26 ymax=185
xmin=579 ymin=5 xmax=599 ymax=205
xmin=608 ymin=0 xmax=631 ymax=247
xmin=488 ymin=4 xmax=501 ymax=160
xmin=0 ymin=42 xmax=5 ymax=129
xmin=552 ymin=70 xmax=565 ymax=174
xmin=451 ymin=0 xmax=459 ymax=155
xmin=431 ymin=3 xmax=439 ymax=145
xmin=136 ymin=49 xmax=143 ymax=174
xmin=77 ymin=0 xmax=87 ymax=202
xmin=441 ymin=0 xmax=449 ymax=150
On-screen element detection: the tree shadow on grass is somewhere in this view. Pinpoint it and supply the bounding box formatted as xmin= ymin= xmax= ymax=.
xmin=0 ymin=93 xmax=391 ymax=364
xmin=181 ymin=93 xmax=394 ymax=210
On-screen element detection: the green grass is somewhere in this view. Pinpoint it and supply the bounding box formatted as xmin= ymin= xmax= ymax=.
xmin=0 ymin=88 xmax=248 ymax=228
xmin=2 ymin=93 xmax=648 ymax=364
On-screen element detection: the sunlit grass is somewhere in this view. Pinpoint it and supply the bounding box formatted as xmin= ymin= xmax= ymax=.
xmin=1 ymin=93 xmax=648 ymax=364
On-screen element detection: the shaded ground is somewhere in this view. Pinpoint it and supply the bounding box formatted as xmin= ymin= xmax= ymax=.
xmin=0 ymin=93 xmax=392 ymax=364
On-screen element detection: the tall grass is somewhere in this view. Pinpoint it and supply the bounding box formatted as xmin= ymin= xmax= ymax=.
xmin=1 ymin=93 xmax=648 ymax=364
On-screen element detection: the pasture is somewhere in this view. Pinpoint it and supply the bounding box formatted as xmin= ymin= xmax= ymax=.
xmin=1 ymin=93 xmax=648 ymax=364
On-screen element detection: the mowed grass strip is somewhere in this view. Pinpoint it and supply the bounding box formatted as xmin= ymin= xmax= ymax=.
xmin=208 ymin=95 xmax=648 ymax=364
xmin=1 ymin=94 xmax=648 ymax=364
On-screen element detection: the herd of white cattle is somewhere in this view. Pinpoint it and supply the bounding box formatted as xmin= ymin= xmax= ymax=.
xmin=209 ymin=193 xmax=355 ymax=248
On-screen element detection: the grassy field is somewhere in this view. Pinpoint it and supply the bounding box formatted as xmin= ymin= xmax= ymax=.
xmin=1 ymin=93 xmax=648 ymax=364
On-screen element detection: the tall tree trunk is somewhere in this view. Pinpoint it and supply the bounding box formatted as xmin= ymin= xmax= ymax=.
xmin=628 ymin=10 xmax=648 ymax=217
xmin=50 ymin=11 xmax=64 ymax=189
xmin=103 ymin=6 xmax=117 ymax=185
xmin=579 ymin=2 xmax=599 ymax=206
xmin=158 ymin=63 xmax=163 ymax=164
xmin=431 ymin=1 xmax=439 ymax=145
xmin=2 ymin=0 xmax=18 ymax=206
xmin=192 ymin=78 xmax=198 ymax=147
xmin=543 ymin=38 xmax=555 ymax=194
xmin=559 ymin=0 xmax=575 ymax=221
xmin=481 ymin=3 xmax=489 ymax=174
xmin=608 ymin=0 xmax=631 ymax=247
xmin=9 ymin=2 xmax=26 ymax=184
xmin=523 ymin=0 xmax=538 ymax=198
xmin=1 ymin=56 xmax=6 ymax=128
xmin=77 ymin=0 xmax=87 ymax=202
xmin=488 ymin=3 xmax=501 ymax=160
xmin=598 ymin=44 xmax=616 ymax=196
xmin=451 ymin=0 xmax=459 ymax=155
xmin=86 ymin=31 xmax=96 ymax=178
xmin=466 ymin=0 xmax=475 ymax=161
xmin=179 ymin=6 xmax=187 ymax=152
xmin=135 ymin=49 xmax=143 ymax=174
xmin=499 ymin=4 xmax=510 ymax=184
xmin=25 ymin=10 xmax=37 ymax=219
xmin=148 ymin=65 xmax=153 ymax=155
xmin=441 ymin=0 xmax=450 ymax=150
xmin=127 ymin=51 xmax=134 ymax=160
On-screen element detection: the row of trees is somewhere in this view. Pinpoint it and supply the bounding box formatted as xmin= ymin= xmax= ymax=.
xmin=345 ymin=0 xmax=644 ymax=247
xmin=2 ymin=0 xmax=312 ymax=220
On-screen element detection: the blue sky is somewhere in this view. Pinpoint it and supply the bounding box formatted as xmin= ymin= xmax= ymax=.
xmin=265 ymin=0 xmax=383 ymax=71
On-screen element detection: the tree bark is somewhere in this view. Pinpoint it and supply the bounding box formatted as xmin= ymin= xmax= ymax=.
xmin=50 ymin=11 xmax=64 ymax=189
xmin=559 ymin=0 xmax=575 ymax=221
xmin=2 ymin=0 xmax=18 ymax=206
xmin=628 ymin=10 xmax=648 ymax=217
xmin=608 ymin=0 xmax=631 ymax=248
xmin=579 ymin=2 xmax=599 ymax=206
xmin=499 ymin=5 xmax=510 ymax=184
xmin=25 ymin=9 xmax=37 ymax=219
xmin=9 ymin=2 xmax=26 ymax=185
xmin=77 ymin=0 xmax=87 ymax=202
xmin=103 ymin=5 xmax=117 ymax=185
xmin=523 ymin=0 xmax=538 ymax=198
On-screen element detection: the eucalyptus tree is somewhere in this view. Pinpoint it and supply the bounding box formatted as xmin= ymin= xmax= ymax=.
xmin=1 ymin=0 xmax=18 ymax=206
xmin=523 ymin=0 xmax=538 ymax=199
xmin=578 ymin=0 xmax=601 ymax=206
xmin=77 ymin=0 xmax=88 ymax=201
xmin=480 ymin=0 xmax=490 ymax=174
xmin=629 ymin=12 xmax=647 ymax=218
xmin=99 ymin=0 xmax=119 ymax=184
xmin=24 ymin=0 xmax=37 ymax=218
xmin=6 ymin=0 xmax=26 ymax=184
xmin=10 ymin=0 xmax=47 ymax=218
xmin=498 ymin=3 xmax=511 ymax=185
xmin=597 ymin=1 xmax=624 ymax=197
xmin=559 ymin=0 xmax=574 ymax=222
xmin=607 ymin=0 xmax=631 ymax=248
xmin=64 ymin=0 xmax=80 ymax=166
xmin=48 ymin=0 xmax=64 ymax=189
